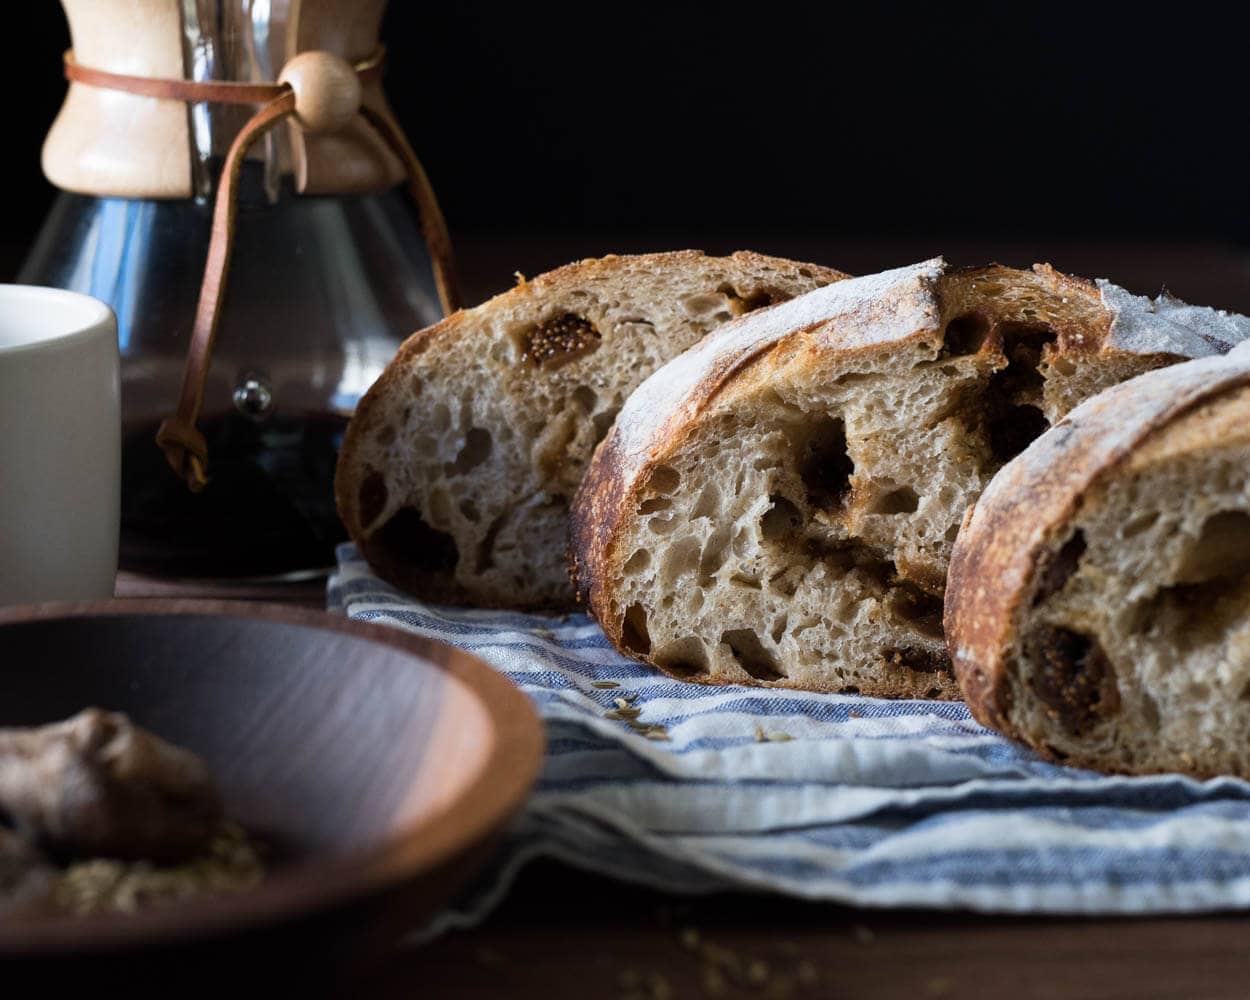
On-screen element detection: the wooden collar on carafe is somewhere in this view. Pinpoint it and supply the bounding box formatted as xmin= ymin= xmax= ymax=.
xmin=63 ymin=47 xmax=462 ymax=492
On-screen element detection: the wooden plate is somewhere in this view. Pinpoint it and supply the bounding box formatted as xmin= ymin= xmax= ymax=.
xmin=0 ymin=600 xmax=543 ymax=987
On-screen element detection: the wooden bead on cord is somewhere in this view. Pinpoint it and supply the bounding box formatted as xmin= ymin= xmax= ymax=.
xmin=277 ymin=51 xmax=362 ymax=133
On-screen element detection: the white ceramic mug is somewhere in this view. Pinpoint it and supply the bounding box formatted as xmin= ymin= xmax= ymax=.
xmin=0 ymin=286 xmax=119 ymax=605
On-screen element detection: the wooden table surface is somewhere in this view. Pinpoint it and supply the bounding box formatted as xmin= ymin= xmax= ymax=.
xmin=116 ymin=573 xmax=1250 ymax=1000
xmin=113 ymin=239 xmax=1250 ymax=999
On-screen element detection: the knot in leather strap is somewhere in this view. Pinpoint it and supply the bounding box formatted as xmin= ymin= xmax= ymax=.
xmin=155 ymin=418 xmax=210 ymax=493
xmin=62 ymin=46 xmax=460 ymax=492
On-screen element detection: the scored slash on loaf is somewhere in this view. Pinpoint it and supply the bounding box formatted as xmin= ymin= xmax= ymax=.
xmin=570 ymin=258 xmax=1250 ymax=698
xmin=335 ymin=251 xmax=846 ymax=610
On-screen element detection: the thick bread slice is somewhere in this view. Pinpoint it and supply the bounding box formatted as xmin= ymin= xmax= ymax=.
xmin=571 ymin=259 xmax=1250 ymax=697
xmin=947 ymin=343 xmax=1250 ymax=777
xmin=336 ymin=251 xmax=845 ymax=610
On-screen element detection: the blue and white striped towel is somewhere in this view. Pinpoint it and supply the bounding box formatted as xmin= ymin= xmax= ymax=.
xmin=330 ymin=544 xmax=1250 ymax=931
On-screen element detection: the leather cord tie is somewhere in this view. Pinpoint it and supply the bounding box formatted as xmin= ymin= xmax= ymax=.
xmin=63 ymin=47 xmax=462 ymax=492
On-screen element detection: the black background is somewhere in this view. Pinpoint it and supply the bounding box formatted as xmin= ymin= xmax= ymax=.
xmin=5 ymin=3 xmax=1249 ymax=281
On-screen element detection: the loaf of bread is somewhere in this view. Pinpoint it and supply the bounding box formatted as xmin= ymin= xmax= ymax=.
xmin=570 ymin=259 xmax=1250 ymax=697
xmin=947 ymin=343 xmax=1250 ymax=776
xmin=335 ymin=251 xmax=845 ymax=609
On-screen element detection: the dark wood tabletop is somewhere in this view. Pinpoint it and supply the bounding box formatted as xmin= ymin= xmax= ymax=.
xmin=112 ymin=238 xmax=1250 ymax=1000
xmin=114 ymin=573 xmax=1250 ymax=1000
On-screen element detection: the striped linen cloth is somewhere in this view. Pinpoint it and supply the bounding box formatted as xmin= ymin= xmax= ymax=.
xmin=330 ymin=544 xmax=1250 ymax=931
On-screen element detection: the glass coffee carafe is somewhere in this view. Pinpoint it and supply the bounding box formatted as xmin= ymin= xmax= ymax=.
xmin=23 ymin=0 xmax=448 ymax=579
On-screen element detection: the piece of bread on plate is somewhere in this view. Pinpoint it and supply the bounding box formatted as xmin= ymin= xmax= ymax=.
xmin=570 ymin=258 xmax=1250 ymax=697
xmin=947 ymin=342 xmax=1250 ymax=776
xmin=335 ymin=251 xmax=846 ymax=610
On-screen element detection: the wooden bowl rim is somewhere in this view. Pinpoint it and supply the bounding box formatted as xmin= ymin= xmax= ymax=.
xmin=0 ymin=599 xmax=545 ymax=953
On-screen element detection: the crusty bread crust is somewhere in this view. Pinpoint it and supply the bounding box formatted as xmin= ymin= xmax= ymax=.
xmin=337 ymin=250 xmax=846 ymax=609
xmin=945 ymin=344 xmax=1250 ymax=770
xmin=571 ymin=260 xmax=1250 ymax=696
xmin=571 ymin=260 xmax=949 ymax=655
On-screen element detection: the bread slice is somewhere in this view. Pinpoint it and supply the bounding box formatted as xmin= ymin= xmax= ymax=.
xmin=947 ymin=343 xmax=1250 ymax=776
xmin=570 ymin=258 xmax=1250 ymax=697
xmin=335 ymin=251 xmax=846 ymax=610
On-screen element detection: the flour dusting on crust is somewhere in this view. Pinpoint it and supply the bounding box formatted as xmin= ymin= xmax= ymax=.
xmin=610 ymin=259 xmax=946 ymax=473
xmin=1099 ymin=280 xmax=1250 ymax=358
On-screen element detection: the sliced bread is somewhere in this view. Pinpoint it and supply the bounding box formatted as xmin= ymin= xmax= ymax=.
xmin=570 ymin=259 xmax=1250 ymax=696
xmin=335 ymin=251 xmax=846 ymax=609
xmin=947 ymin=343 xmax=1250 ymax=776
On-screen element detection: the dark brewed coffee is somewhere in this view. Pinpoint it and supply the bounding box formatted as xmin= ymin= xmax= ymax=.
xmin=120 ymin=412 xmax=349 ymax=579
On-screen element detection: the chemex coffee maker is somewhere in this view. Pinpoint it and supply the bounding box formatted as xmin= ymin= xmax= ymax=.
xmin=22 ymin=0 xmax=458 ymax=579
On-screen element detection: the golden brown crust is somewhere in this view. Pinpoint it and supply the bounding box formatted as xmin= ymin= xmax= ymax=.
xmin=572 ymin=259 xmax=1248 ymax=694
xmin=945 ymin=350 xmax=1250 ymax=740
xmin=336 ymin=250 xmax=847 ymax=609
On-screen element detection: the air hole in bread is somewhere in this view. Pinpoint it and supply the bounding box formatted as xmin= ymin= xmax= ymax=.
xmin=1024 ymin=625 xmax=1120 ymax=736
xmin=431 ymin=403 xmax=451 ymax=433
xmin=375 ymin=425 xmax=397 ymax=447
xmin=427 ymin=486 xmax=452 ymax=525
xmin=682 ymin=292 xmax=733 ymax=319
xmin=699 ymin=527 xmax=731 ymax=582
xmin=732 ymin=288 xmax=778 ymax=315
xmin=730 ymin=573 xmax=762 ymax=591
xmin=1000 ymin=323 xmax=1054 ymax=374
xmin=653 ymin=637 xmax=708 ymax=677
xmin=649 ymin=514 xmax=678 ymax=536
xmin=358 ymin=470 xmax=388 ymax=530
xmin=768 ymin=565 xmax=805 ymax=598
xmin=459 ymin=499 xmax=480 ymax=523
xmin=770 ymin=615 xmax=788 ymax=645
xmin=942 ymin=313 xmax=991 ymax=355
xmin=1121 ymin=511 xmax=1160 ymax=539
xmin=572 ymin=385 xmax=598 ymax=413
xmin=714 ymin=283 xmax=778 ymax=316
xmin=372 ymin=506 xmax=459 ymax=575
xmin=445 ymin=427 xmax=493 ymax=476
xmin=760 ymin=495 xmax=803 ymax=540
xmin=869 ymin=485 xmax=920 ymax=516
xmin=1174 ymin=511 xmax=1250 ymax=584
xmin=647 ymin=465 xmax=681 ymax=495
xmin=409 ymin=375 xmax=423 ymax=397
xmin=639 ymin=497 xmax=672 ymax=515
xmin=591 ymin=409 xmax=617 ymax=445
xmin=798 ymin=416 xmax=854 ymax=510
xmin=882 ymin=647 xmax=949 ymax=674
xmin=1140 ymin=574 xmax=1250 ymax=643
xmin=987 ymin=404 xmax=1049 ymax=466
xmin=621 ymin=603 xmax=652 ymax=656
xmin=963 ymin=322 xmax=1055 ymax=467
xmin=721 ymin=629 xmax=784 ymax=681
xmin=810 ymin=540 xmax=895 ymax=590
xmin=1032 ymin=530 xmax=1087 ymax=607
xmin=885 ymin=585 xmax=945 ymax=639
xmin=519 ymin=314 xmax=601 ymax=370
xmin=661 ymin=537 xmax=701 ymax=587
xmin=623 ymin=549 xmax=651 ymax=575
xmin=474 ymin=515 xmax=506 ymax=574
xmin=691 ymin=483 xmax=722 ymax=521
xmin=1186 ymin=680 xmax=1211 ymax=700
